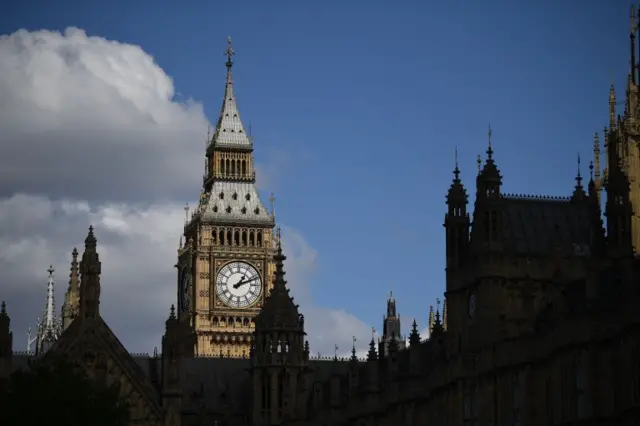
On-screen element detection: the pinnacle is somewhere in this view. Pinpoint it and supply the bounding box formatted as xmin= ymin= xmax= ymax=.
xmin=85 ymin=226 xmax=97 ymax=247
xmin=1 ymin=301 xmax=6 ymax=315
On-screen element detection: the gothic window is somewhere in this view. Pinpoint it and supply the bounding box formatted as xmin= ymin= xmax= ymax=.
xmin=226 ymin=229 xmax=232 ymax=245
xmin=241 ymin=230 xmax=247 ymax=245
xmin=220 ymin=158 xmax=225 ymax=175
xmin=463 ymin=382 xmax=477 ymax=423
xmin=576 ymin=352 xmax=589 ymax=419
xmin=634 ymin=344 xmax=640 ymax=405
xmin=219 ymin=192 xmax=224 ymax=199
xmin=257 ymin=231 xmax=262 ymax=247
xmin=232 ymin=192 xmax=238 ymax=200
xmin=241 ymin=207 xmax=247 ymax=214
xmin=226 ymin=206 xmax=232 ymax=213
xmin=212 ymin=317 xmax=219 ymax=327
xmin=213 ymin=205 xmax=218 ymax=213
xmin=225 ymin=159 xmax=230 ymax=175
xmin=212 ymin=231 xmax=217 ymax=244
xmin=231 ymin=160 xmax=236 ymax=175
xmin=242 ymin=160 xmax=247 ymax=175
xmin=229 ymin=317 xmax=235 ymax=328
xmin=245 ymin=193 xmax=251 ymax=200
xmin=545 ymin=378 xmax=553 ymax=424
xmin=254 ymin=207 xmax=260 ymax=214
xmin=512 ymin=372 xmax=523 ymax=426
xmin=234 ymin=230 xmax=240 ymax=245
xmin=249 ymin=231 xmax=255 ymax=246
xmin=243 ymin=318 xmax=249 ymax=327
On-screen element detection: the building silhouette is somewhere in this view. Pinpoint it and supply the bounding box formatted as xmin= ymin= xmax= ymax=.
xmin=2 ymin=7 xmax=640 ymax=425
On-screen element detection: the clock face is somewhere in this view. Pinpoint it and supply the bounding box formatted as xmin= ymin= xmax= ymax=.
xmin=181 ymin=271 xmax=190 ymax=312
xmin=216 ymin=261 xmax=262 ymax=308
xmin=468 ymin=293 xmax=476 ymax=318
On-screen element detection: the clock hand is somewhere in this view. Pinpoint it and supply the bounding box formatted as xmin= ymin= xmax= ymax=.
xmin=233 ymin=275 xmax=260 ymax=289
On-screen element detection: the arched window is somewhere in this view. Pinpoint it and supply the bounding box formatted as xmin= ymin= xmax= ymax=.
xmin=220 ymin=158 xmax=225 ymax=175
xmin=242 ymin=160 xmax=247 ymax=176
xmin=234 ymin=230 xmax=240 ymax=245
xmin=257 ymin=231 xmax=262 ymax=247
xmin=242 ymin=230 xmax=247 ymax=246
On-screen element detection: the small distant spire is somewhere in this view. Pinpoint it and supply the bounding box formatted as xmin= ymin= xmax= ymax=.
xmin=576 ymin=153 xmax=583 ymax=187
xmin=476 ymin=154 xmax=482 ymax=175
xmin=184 ymin=203 xmax=190 ymax=225
xmin=169 ymin=304 xmax=176 ymax=319
xmin=486 ymin=124 xmax=493 ymax=159
xmin=225 ymin=36 xmax=235 ymax=68
xmin=350 ymin=336 xmax=357 ymax=361
xmin=367 ymin=335 xmax=377 ymax=361
xmin=408 ymin=319 xmax=421 ymax=346
xmin=276 ymin=226 xmax=282 ymax=248
xmin=0 ymin=301 xmax=6 ymax=315
xmin=589 ymin=160 xmax=594 ymax=180
xmin=334 ymin=344 xmax=339 ymax=361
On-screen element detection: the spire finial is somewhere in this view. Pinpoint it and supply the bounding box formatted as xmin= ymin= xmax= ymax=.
xmin=454 ymin=146 xmax=460 ymax=180
xmin=352 ymin=336 xmax=357 ymax=355
xmin=589 ymin=160 xmax=594 ymax=180
xmin=476 ymin=154 xmax=482 ymax=174
xmin=225 ymin=36 xmax=235 ymax=67
xmin=371 ymin=326 xmax=376 ymax=340
xmin=576 ymin=153 xmax=583 ymax=187
xmin=85 ymin=226 xmax=96 ymax=247
xmin=184 ymin=203 xmax=190 ymax=225
xmin=334 ymin=344 xmax=339 ymax=360
xmin=169 ymin=304 xmax=176 ymax=319
xmin=276 ymin=226 xmax=282 ymax=248
xmin=487 ymin=124 xmax=494 ymax=159
xmin=47 ymin=265 xmax=54 ymax=277
xmin=269 ymin=193 xmax=276 ymax=218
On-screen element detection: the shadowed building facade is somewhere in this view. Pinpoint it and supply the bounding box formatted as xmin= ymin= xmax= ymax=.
xmin=3 ymin=9 xmax=640 ymax=425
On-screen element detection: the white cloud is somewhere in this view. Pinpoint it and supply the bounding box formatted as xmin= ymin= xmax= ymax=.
xmin=0 ymin=27 xmax=371 ymax=356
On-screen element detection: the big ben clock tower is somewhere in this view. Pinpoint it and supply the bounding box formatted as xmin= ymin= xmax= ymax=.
xmin=177 ymin=38 xmax=276 ymax=358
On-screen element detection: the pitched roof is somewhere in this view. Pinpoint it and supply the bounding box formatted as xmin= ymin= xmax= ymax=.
xmin=499 ymin=195 xmax=592 ymax=256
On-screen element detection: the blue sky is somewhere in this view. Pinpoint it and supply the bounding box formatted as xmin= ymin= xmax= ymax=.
xmin=1 ymin=0 xmax=631 ymax=337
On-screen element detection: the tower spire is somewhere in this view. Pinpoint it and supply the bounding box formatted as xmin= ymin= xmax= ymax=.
xmin=572 ymin=153 xmax=587 ymax=202
xmin=61 ymin=247 xmax=80 ymax=330
xmin=79 ymin=226 xmax=102 ymax=320
xmin=35 ymin=265 xmax=61 ymax=355
xmin=209 ymin=36 xmax=251 ymax=150
xmin=631 ymin=5 xmax=637 ymax=84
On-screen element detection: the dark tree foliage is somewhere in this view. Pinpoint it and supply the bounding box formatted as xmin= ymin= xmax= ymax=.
xmin=0 ymin=356 xmax=130 ymax=426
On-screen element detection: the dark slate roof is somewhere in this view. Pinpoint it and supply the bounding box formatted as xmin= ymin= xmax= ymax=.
xmin=500 ymin=195 xmax=592 ymax=256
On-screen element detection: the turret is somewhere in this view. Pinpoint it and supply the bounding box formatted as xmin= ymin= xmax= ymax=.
xmin=251 ymin=228 xmax=309 ymax=425
xmin=444 ymin=148 xmax=470 ymax=272
xmin=472 ymin=126 xmax=503 ymax=252
xmin=161 ymin=305 xmax=182 ymax=426
xmin=0 ymin=302 xmax=12 ymax=389
xmin=379 ymin=290 xmax=405 ymax=357
xmin=604 ymin=129 xmax=634 ymax=258
xmin=79 ymin=226 xmax=102 ymax=320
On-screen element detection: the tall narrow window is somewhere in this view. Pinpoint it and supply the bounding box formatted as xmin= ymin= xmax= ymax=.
xmin=513 ymin=372 xmax=523 ymax=426
xmin=576 ymin=355 xmax=588 ymax=419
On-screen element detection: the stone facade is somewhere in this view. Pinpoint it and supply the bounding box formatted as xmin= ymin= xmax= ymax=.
xmin=3 ymin=8 xmax=640 ymax=425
